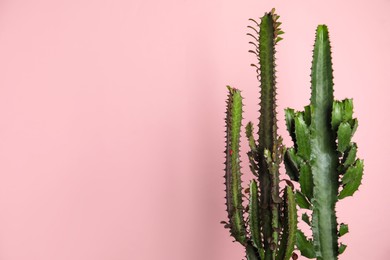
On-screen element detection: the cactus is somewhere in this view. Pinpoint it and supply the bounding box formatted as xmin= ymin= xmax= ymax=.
xmin=223 ymin=9 xmax=297 ymax=260
xmin=284 ymin=25 xmax=364 ymax=259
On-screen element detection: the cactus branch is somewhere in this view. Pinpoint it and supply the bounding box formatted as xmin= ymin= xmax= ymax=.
xmin=224 ymin=86 xmax=247 ymax=245
xmin=255 ymin=11 xmax=283 ymax=260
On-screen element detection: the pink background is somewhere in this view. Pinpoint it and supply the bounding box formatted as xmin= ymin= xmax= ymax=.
xmin=0 ymin=0 xmax=389 ymax=259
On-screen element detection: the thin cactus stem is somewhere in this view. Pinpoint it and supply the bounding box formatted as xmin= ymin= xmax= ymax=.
xmin=224 ymin=86 xmax=247 ymax=246
xmin=257 ymin=11 xmax=282 ymax=260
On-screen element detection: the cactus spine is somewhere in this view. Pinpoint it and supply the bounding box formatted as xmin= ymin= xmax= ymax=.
xmin=223 ymin=9 xmax=297 ymax=260
xmin=284 ymin=25 xmax=364 ymax=259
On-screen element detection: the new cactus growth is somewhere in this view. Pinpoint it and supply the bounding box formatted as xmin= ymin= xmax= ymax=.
xmin=223 ymin=9 xmax=297 ymax=260
xmin=284 ymin=25 xmax=364 ymax=259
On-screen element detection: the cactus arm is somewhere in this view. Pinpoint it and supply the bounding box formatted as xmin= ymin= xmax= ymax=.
xmin=246 ymin=122 xmax=257 ymax=152
xmin=295 ymin=113 xmax=311 ymax=161
xmin=224 ymin=86 xmax=247 ymax=245
xmin=293 ymin=112 xmax=314 ymax=200
xmin=276 ymin=186 xmax=297 ymax=260
xmin=284 ymin=108 xmax=297 ymax=145
xmin=309 ymin=25 xmax=339 ymax=259
xmin=249 ymin=180 xmax=264 ymax=258
xmin=282 ymin=186 xmax=298 ymax=260
xmin=338 ymin=159 xmax=364 ymax=199
xmin=249 ymin=180 xmax=262 ymax=249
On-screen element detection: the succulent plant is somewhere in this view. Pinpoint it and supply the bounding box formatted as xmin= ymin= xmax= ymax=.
xmin=222 ymin=9 xmax=363 ymax=260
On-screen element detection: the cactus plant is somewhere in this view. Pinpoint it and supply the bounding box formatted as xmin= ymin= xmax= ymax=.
xmin=284 ymin=25 xmax=364 ymax=259
xmin=223 ymin=9 xmax=297 ymax=260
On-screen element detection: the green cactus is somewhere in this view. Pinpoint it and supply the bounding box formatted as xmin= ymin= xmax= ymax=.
xmin=284 ymin=25 xmax=364 ymax=259
xmin=223 ymin=9 xmax=297 ymax=260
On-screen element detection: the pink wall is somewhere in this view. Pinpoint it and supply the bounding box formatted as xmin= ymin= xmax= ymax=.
xmin=0 ymin=0 xmax=389 ymax=259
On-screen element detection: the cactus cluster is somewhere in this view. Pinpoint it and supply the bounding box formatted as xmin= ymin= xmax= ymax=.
xmin=223 ymin=9 xmax=363 ymax=260
xmin=223 ymin=9 xmax=297 ymax=260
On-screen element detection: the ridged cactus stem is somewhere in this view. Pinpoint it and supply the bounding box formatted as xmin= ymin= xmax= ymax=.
xmin=310 ymin=25 xmax=339 ymax=260
xmin=257 ymin=13 xmax=280 ymax=260
xmin=284 ymin=25 xmax=364 ymax=260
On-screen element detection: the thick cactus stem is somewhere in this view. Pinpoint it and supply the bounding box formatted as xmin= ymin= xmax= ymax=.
xmin=249 ymin=180 xmax=262 ymax=253
xmin=310 ymin=25 xmax=339 ymax=260
xmin=286 ymin=25 xmax=364 ymax=259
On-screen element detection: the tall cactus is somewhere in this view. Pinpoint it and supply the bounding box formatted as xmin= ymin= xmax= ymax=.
xmin=223 ymin=9 xmax=297 ymax=260
xmin=284 ymin=25 xmax=364 ymax=259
